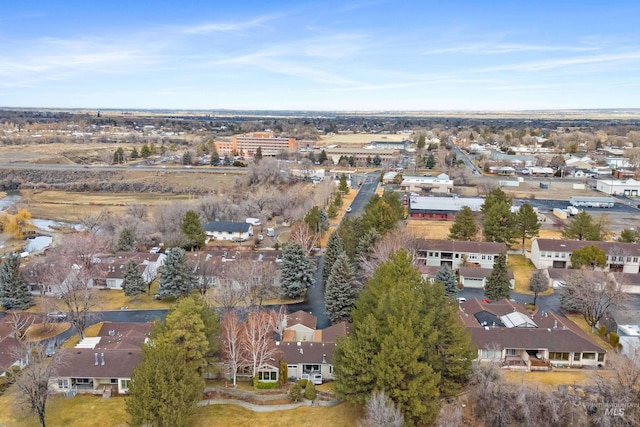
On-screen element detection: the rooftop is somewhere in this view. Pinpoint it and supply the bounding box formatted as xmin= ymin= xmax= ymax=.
xmin=409 ymin=197 xmax=485 ymax=212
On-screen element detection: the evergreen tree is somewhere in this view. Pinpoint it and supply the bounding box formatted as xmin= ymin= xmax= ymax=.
xmin=304 ymin=206 xmax=326 ymax=234
xmin=482 ymin=201 xmax=515 ymax=245
xmin=361 ymin=195 xmax=400 ymax=235
xmin=417 ymin=134 xmax=426 ymax=150
xmin=157 ymin=248 xmax=196 ymax=299
xmin=113 ymin=147 xmax=124 ymax=164
xmin=254 ymin=146 xmax=263 ymax=163
xmin=115 ymin=228 xmax=136 ymax=252
xmin=435 ymin=265 xmax=458 ymax=299
xmin=182 ymin=151 xmax=192 ymax=166
xmin=334 ymin=251 xmax=475 ymax=426
xmin=318 ymin=150 xmax=328 ymax=164
xmin=514 ymin=203 xmax=540 ymax=251
xmin=570 ymin=245 xmax=607 ymax=269
xmin=448 ymin=206 xmax=477 ymax=241
xmin=140 ymin=144 xmax=151 ymax=158
xmin=425 ymin=153 xmax=436 ymax=168
xmin=122 ymin=260 xmax=146 ymax=300
xmin=210 ymin=146 xmax=220 ymax=166
xmin=280 ymin=243 xmax=315 ymax=299
xmin=484 ymin=252 xmax=511 ymax=301
xmin=127 ymin=342 xmax=203 ymax=427
xmin=325 ymin=253 xmax=359 ymax=322
xmin=356 ymin=228 xmax=381 ymax=259
xmin=327 ymin=203 xmax=338 ymax=218
xmin=0 ymin=253 xmax=33 ymax=310
xmin=562 ymin=211 xmax=603 ymax=241
xmin=323 ymin=232 xmax=344 ymax=281
xmin=337 ymin=215 xmax=364 ymax=260
xmin=181 ymin=210 xmax=206 ymax=250
xmin=373 ymin=154 xmax=382 ymax=166
xmin=481 ymin=188 xmax=510 ymax=214
xmin=130 ymin=147 xmax=139 ymax=159
xmin=366 ymin=155 xmax=372 ymax=166
xmin=619 ymin=228 xmax=638 ymax=243
xmin=338 ymin=174 xmax=350 ymax=194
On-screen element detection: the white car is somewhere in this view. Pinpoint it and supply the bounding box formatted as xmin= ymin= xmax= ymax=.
xmin=346 ymin=207 xmax=352 ymax=213
xmin=455 ymin=297 xmax=467 ymax=303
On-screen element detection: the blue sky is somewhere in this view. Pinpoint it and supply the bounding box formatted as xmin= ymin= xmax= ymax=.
xmin=2 ymin=0 xmax=640 ymax=110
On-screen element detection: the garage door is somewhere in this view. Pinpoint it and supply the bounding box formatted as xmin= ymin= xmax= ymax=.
xmin=463 ymin=277 xmax=484 ymax=289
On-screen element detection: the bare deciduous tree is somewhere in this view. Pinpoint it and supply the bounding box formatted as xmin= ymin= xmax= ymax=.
xmin=357 ymin=390 xmax=404 ymax=427
xmin=189 ymin=253 xmax=223 ymax=296
xmin=221 ymin=311 xmax=244 ymax=386
xmin=242 ymin=309 xmax=279 ymax=378
xmin=8 ymin=342 xmax=66 ymax=427
xmin=436 ymin=402 xmax=463 ymax=427
xmin=560 ymin=270 xmax=627 ymax=329
xmin=288 ymin=222 xmax=319 ymax=257
xmin=358 ymin=228 xmax=420 ymax=278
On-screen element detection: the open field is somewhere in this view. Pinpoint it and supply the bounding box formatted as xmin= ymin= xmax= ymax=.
xmin=0 ymin=391 xmax=362 ymax=427
xmin=18 ymin=190 xmax=205 ymax=222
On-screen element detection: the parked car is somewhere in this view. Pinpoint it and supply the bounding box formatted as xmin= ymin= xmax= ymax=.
xmin=455 ymin=297 xmax=467 ymax=303
xmin=301 ymin=373 xmax=323 ymax=385
xmin=47 ymin=311 xmax=67 ymax=321
xmin=346 ymin=207 xmax=352 ymax=213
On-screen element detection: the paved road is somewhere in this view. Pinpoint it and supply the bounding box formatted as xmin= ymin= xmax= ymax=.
xmin=286 ymin=257 xmax=330 ymax=328
xmin=449 ymin=143 xmax=482 ymax=175
xmin=347 ymin=171 xmax=381 ymax=215
xmin=457 ymin=288 xmax=562 ymax=315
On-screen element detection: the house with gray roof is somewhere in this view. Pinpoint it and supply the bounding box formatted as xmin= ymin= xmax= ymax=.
xmin=459 ymin=299 xmax=607 ymax=370
xmin=203 ymin=221 xmax=253 ymax=242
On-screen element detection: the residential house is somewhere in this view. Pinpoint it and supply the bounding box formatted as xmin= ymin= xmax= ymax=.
xmin=459 ymin=267 xmax=514 ymax=289
xmin=530 ymin=238 xmax=640 ymax=273
xmin=277 ymin=311 xmax=350 ymax=382
xmin=459 ymin=299 xmax=607 ymax=370
xmin=94 ymin=252 xmax=166 ymax=290
xmin=203 ymin=221 xmax=253 ymax=242
xmin=50 ymin=322 xmax=152 ymax=396
xmin=416 ymin=239 xmax=507 ymax=270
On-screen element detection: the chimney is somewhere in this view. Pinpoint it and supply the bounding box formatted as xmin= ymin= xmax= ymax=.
xmin=94 ymin=353 xmax=99 ymax=366
xmin=101 ymin=353 xmax=105 ymax=366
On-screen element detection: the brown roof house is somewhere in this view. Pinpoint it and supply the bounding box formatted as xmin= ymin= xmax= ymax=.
xmin=459 ymin=299 xmax=606 ymax=371
xmin=50 ymin=322 xmax=152 ymax=396
xmin=94 ymin=252 xmax=166 ymax=290
xmin=416 ymin=239 xmax=507 ymax=270
xmin=277 ymin=311 xmax=350 ymax=383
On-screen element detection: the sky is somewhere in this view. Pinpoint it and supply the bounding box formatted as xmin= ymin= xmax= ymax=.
xmin=1 ymin=0 xmax=640 ymax=111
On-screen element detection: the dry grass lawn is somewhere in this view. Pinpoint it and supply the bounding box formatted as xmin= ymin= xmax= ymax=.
xmin=406 ymin=219 xmax=453 ymax=240
xmin=564 ymin=314 xmax=613 ymax=351
xmin=503 ymin=369 xmax=600 ymax=392
xmin=24 ymin=322 xmax=70 ymax=341
xmin=0 ymin=391 xmax=361 ymax=427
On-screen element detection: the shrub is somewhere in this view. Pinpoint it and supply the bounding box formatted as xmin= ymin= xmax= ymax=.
xmin=289 ymin=383 xmax=304 ymax=402
xmin=255 ymin=381 xmax=279 ymax=390
xmin=298 ymin=379 xmax=309 ymax=388
xmin=304 ymin=381 xmax=317 ymax=401
xmin=599 ymin=326 xmax=607 ymax=337
xmin=609 ymin=332 xmax=620 ymax=347
xmin=279 ymin=361 xmax=288 ymax=387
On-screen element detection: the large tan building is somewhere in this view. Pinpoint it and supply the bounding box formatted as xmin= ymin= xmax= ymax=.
xmin=215 ymin=132 xmax=298 ymax=156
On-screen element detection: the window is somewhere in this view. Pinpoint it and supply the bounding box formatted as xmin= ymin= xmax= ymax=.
xmin=428 ymin=252 xmax=433 ymax=257
xmin=120 ymin=379 xmax=131 ymax=391
xmin=549 ymin=352 xmax=569 ymax=361
xmin=598 ymin=353 xmax=605 ymax=362
xmin=329 ymin=366 xmax=333 ymax=374
xmin=468 ymin=254 xmax=478 ymax=260
xmin=110 ymin=378 xmax=118 ymax=384
xmin=634 ymin=257 xmax=638 ymax=263
xmin=480 ymin=349 xmax=501 ymax=360
xmin=627 ymin=257 xmax=632 ymax=263
xmin=573 ymin=352 xmax=580 ymax=361
xmin=75 ymin=378 xmax=91 ymax=384
xmin=505 ymin=349 xmax=517 ymax=356
xmin=582 ymin=352 xmax=596 ymax=360
xmin=58 ymin=379 xmax=69 ymax=389
xmin=270 ymin=372 xmax=277 ymax=381
xmin=487 ymin=255 xmax=493 ymax=261
xmin=481 ymin=255 xmax=486 ymax=260
xmin=303 ymin=364 xmax=320 ymax=372
xmin=561 ymin=253 xmax=566 ymax=259
xmin=455 ymin=254 xmax=459 ymax=259
xmin=555 ymin=253 xmax=560 ymax=258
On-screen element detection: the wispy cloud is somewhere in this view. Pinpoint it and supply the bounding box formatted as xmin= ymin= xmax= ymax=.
xmin=478 ymin=51 xmax=640 ymax=73
xmin=422 ymin=43 xmax=599 ymax=55
xmin=182 ymin=14 xmax=278 ymax=34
